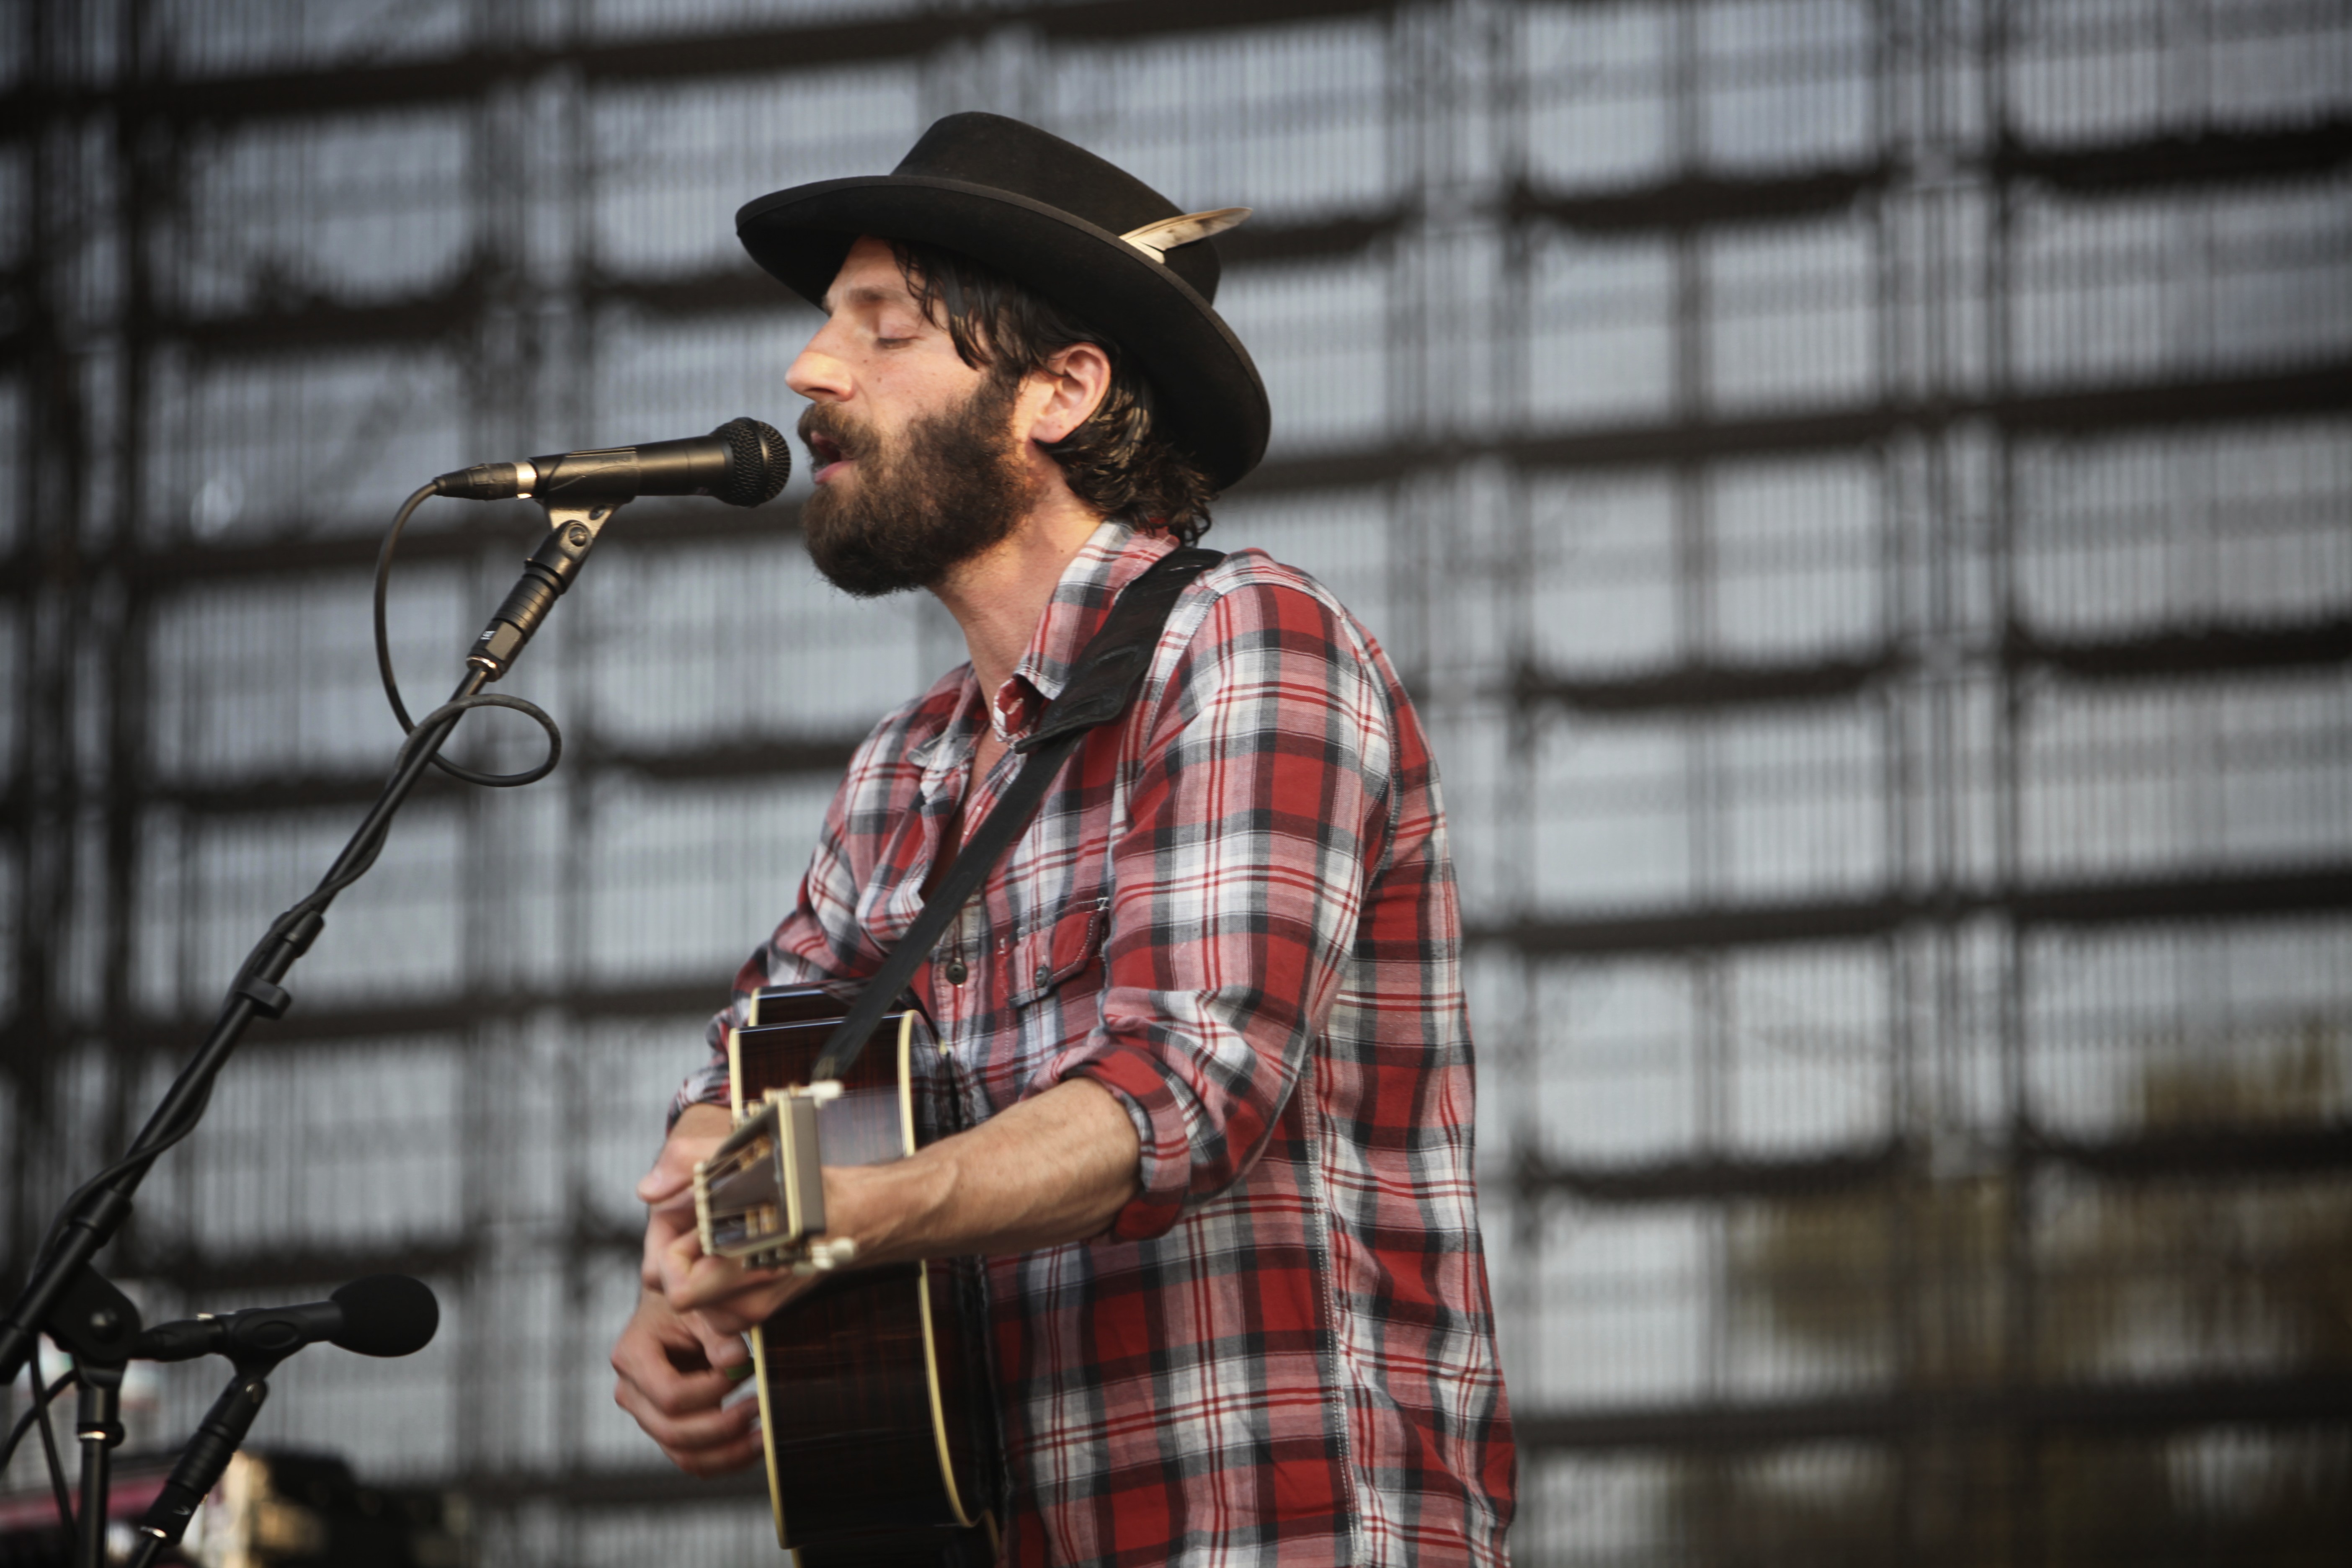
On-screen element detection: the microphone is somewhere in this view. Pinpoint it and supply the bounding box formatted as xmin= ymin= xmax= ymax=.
xmin=434 ymin=416 xmax=791 ymax=507
xmin=129 ymin=1274 xmax=440 ymax=1364
xmin=123 ymin=1279 xmax=439 ymax=1568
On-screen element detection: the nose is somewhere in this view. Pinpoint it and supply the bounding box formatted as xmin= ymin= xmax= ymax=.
xmin=787 ymin=321 xmax=851 ymax=404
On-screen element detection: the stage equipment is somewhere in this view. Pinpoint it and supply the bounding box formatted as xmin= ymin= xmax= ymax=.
xmin=0 ymin=423 xmax=784 ymax=1568
xmin=121 ymin=1279 xmax=440 ymax=1568
xmin=432 ymin=416 xmax=791 ymax=506
xmin=1 ymin=1446 xmax=470 ymax=1568
xmin=127 ymin=1275 xmax=440 ymax=1365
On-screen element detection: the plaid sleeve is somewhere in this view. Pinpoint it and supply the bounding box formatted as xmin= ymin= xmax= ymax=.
xmin=666 ymin=885 xmax=836 ymax=1128
xmin=1047 ymin=576 xmax=1397 ymax=1240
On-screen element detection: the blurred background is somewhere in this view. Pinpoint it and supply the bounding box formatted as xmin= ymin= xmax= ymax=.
xmin=3 ymin=0 xmax=2347 ymax=1563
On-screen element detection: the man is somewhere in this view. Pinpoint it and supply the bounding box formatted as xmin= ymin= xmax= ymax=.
xmin=609 ymin=113 xmax=1514 ymax=1565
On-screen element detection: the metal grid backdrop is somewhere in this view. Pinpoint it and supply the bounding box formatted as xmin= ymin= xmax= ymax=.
xmin=4 ymin=0 xmax=2349 ymax=1563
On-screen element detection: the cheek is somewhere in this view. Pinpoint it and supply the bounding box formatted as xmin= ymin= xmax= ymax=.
xmin=877 ymin=372 xmax=989 ymax=437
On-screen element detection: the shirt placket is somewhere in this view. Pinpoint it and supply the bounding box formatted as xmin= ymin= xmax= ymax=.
xmin=928 ymin=718 xmax=1019 ymax=1059
xmin=936 ymin=893 xmax=985 ymax=1057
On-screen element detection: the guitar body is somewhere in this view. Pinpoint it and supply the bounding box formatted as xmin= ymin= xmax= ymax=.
xmin=727 ymin=985 xmax=1001 ymax=1565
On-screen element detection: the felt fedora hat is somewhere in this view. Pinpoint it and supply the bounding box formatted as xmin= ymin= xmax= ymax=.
xmin=736 ymin=112 xmax=1270 ymax=491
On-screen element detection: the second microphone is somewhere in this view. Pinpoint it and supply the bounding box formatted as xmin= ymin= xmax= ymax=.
xmin=130 ymin=1275 xmax=440 ymax=1365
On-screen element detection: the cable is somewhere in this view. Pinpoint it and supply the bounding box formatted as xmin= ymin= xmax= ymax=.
xmin=0 ymin=1366 xmax=76 ymax=1473
xmin=374 ymin=481 xmax=563 ymax=789
xmin=371 ymin=482 xmax=435 ymax=740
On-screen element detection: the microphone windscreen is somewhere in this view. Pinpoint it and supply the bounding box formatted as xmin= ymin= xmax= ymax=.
xmin=329 ymin=1274 xmax=440 ymax=1358
xmin=714 ymin=416 xmax=790 ymax=506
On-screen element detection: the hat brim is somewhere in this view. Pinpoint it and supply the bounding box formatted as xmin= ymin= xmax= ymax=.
xmin=737 ymin=175 xmax=1269 ymax=492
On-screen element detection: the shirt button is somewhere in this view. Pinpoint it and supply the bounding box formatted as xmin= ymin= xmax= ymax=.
xmin=1034 ymin=964 xmax=1052 ymax=990
xmin=944 ymin=957 xmax=969 ymax=985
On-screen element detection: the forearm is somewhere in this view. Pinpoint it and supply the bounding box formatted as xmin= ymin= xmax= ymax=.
xmin=659 ymin=1076 xmax=1141 ymax=1324
xmin=824 ymin=1077 xmax=1140 ymax=1265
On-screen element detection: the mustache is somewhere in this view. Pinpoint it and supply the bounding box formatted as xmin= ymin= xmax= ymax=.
xmin=797 ymin=403 xmax=869 ymax=464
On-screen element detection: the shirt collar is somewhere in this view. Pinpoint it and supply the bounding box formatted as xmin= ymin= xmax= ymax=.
xmin=988 ymin=521 xmax=1177 ymax=745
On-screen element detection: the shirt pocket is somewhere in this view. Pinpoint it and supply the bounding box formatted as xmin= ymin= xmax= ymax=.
xmin=1007 ymin=895 xmax=1109 ymax=1008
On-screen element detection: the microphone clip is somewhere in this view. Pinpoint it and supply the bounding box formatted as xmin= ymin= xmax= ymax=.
xmin=467 ymin=498 xmax=623 ymax=681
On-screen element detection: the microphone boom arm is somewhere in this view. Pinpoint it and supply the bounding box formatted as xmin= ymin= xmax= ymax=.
xmin=2 ymin=491 xmax=626 ymax=1391
xmin=2 ymin=422 xmax=776 ymax=1553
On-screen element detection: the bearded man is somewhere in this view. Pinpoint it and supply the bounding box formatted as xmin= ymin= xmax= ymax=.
xmin=609 ymin=113 xmax=1515 ymax=1565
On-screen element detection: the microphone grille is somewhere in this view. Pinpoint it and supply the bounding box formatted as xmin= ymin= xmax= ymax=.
xmin=712 ymin=416 xmax=791 ymax=507
xmin=329 ymin=1274 xmax=441 ymax=1358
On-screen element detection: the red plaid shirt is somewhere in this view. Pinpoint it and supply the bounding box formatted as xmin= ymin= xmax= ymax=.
xmin=681 ymin=523 xmax=1514 ymax=1565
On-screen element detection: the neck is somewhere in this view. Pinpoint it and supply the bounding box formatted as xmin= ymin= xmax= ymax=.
xmin=930 ymin=476 xmax=1107 ymax=703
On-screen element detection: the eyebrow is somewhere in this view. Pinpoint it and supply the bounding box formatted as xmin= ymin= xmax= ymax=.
xmin=821 ymin=281 xmax=913 ymax=316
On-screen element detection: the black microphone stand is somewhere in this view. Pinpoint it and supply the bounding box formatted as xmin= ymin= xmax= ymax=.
xmin=121 ymin=1359 xmax=277 ymax=1568
xmin=0 ymin=491 xmax=625 ymax=1561
xmin=72 ymin=1361 xmax=126 ymax=1568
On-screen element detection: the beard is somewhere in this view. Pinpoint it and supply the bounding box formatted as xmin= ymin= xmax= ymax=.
xmin=797 ymin=371 xmax=1037 ymax=598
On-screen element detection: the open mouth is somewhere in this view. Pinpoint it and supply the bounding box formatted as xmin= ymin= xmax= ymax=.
xmin=803 ymin=428 xmax=853 ymax=483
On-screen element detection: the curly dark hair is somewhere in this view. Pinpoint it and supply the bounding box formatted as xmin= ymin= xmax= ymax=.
xmin=890 ymin=239 xmax=1217 ymax=544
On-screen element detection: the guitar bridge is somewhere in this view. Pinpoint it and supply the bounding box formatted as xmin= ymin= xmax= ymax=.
xmin=694 ymin=1081 xmax=856 ymax=1271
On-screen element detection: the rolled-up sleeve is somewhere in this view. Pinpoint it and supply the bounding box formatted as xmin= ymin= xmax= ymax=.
xmin=1047 ymin=579 xmax=1397 ymax=1240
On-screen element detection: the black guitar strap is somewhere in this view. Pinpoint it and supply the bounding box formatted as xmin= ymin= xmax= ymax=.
xmin=809 ymin=545 xmax=1225 ymax=1082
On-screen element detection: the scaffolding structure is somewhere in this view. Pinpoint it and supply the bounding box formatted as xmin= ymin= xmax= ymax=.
xmin=4 ymin=1 xmax=2348 ymax=1563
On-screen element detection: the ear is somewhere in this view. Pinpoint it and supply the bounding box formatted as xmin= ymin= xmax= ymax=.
xmin=1021 ymin=342 xmax=1114 ymax=446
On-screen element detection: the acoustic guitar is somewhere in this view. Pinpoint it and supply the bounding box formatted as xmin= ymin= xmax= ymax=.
xmin=694 ymin=984 xmax=1000 ymax=1565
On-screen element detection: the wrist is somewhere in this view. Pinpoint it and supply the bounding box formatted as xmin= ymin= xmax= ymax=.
xmin=825 ymin=1149 xmax=956 ymax=1268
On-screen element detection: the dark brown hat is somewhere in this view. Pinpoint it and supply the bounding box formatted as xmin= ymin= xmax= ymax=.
xmin=735 ymin=112 xmax=1270 ymax=491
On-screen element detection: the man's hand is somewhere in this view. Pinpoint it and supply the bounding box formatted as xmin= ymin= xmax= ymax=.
xmin=660 ymin=1230 xmax=811 ymax=1334
xmin=635 ymin=1102 xmax=810 ymax=1338
xmin=608 ymin=1285 xmax=761 ymax=1475
xmin=632 ymin=1105 xmax=743 ymax=1349
xmin=611 ymin=1103 xmax=786 ymax=1474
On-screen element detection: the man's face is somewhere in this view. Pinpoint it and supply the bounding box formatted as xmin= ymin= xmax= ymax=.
xmin=786 ymin=237 xmax=1037 ymax=597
